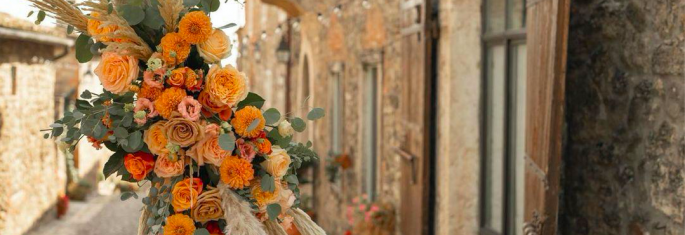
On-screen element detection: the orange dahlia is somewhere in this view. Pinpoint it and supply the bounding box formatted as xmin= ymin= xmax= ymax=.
xmin=205 ymin=65 xmax=248 ymax=107
xmin=219 ymin=156 xmax=254 ymax=189
xmin=160 ymin=32 xmax=191 ymax=66
xmin=138 ymin=84 xmax=163 ymax=101
xmin=255 ymin=138 xmax=272 ymax=155
xmin=154 ymin=87 xmax=187 ymax=119
xmin=178 ymin=11 xmax=212 ymax=44
xmin=163 ymin=214 xmax=196 ymax=235
xmin=231 ymin=106 xmax=265 ymax=138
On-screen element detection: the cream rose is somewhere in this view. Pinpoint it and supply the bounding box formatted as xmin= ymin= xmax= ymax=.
xmin=164 ymin=113 xmax=204 ymax=147
xmin=198 ymin=29 xmax=232 ymax=63
xmin=278 ymin=120 xmax=294 ymax=137
xmin=261 ymin=146 xmax=291 ymax=179
xmin=94 ymin=52 xmax=139 ymax=94
xmin=153 ymin=153 xmax=185 ymax=178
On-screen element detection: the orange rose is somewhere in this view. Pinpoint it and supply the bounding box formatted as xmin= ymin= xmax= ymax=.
xmin=260 ymin=146 xmax=291 ymax=179
xmin=198 ymin=29 xmax=232 ymax=63
xmin=192 ymin=187 xmax=223 ymax=222
xmin=94 ymin=52 xmax=139 ymax=94
xmin=153 ymin=153 xmax=185 ymax=178
xmin=205 ymin=64 xmax=248 ymax=107
xmin=198 ymin=91 xmax=232 ymax=121
xmin=164 ymin=113 xmax=204 ymax=147
xmin=144 ymin=121 xmax=169 ymax=155
xmin=168 ymin=67 xmax=197 ymax=87
xmin=251 ymin=179 xmax=281 ymax=208
xmin=188 ymin=133 xmax=230 ymax=166
xmin=171 ymin=178 xmax=203 ymax=212
xmin=123 ymin=152 xmax=155 ymax=181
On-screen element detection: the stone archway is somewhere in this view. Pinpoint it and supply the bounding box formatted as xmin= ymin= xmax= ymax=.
xmin=261 ymin=0 xmax=304 ymax=17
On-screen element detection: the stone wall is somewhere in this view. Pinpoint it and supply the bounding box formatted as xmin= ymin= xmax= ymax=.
xmin=0 ymin=39 xmax=65 ymax=235
xmin=561 ymin=0 xmax=685 ymax=234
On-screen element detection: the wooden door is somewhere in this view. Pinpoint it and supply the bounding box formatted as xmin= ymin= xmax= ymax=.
xmin=399 ymin=0 xmax=436 ymax=234
xmin=523 ymin=0 xmax=570 ymax=233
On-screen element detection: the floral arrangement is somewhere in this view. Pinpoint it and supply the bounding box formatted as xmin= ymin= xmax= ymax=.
xmin=345 ymin=195 xmax=395 ymax=235
xmin=33 ymin=0 xmax=325 ymax=234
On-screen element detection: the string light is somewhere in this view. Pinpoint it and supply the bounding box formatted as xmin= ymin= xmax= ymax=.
xmin=362 ymin=0 xmax=371 ymax=9
xmin=275 ymin=25 xmax=282 ymax=34
xmin=317 ymin=12 xmax=324 ymax=22
xmin=333 ymin=4 xmax=342 ymax=17
xmin=261 ymin=30 xmax=267 ymax=40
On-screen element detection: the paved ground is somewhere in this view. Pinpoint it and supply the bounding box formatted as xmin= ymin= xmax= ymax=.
xmin=24 ymin=191 xmax=143 ymax=235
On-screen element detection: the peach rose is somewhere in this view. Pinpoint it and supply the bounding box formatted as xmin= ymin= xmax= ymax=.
xmin=198 ymin=29 xmax=232 ymax=63
xmin=192 ymin=187 xmax=223 ymax=222
xmin=134 ymin=98 xmax=158 ymax=125
xmin=198 ymin=91 xmax=232 ymax=121
xmin=164 ymin=113 xmax=204 ymax=147
xmin=178 ymin=96 xmax=202 ymax=122
xmin=172 ymin=178 xmax=203 ymax=212
xmin=205 ymin=64 xmax=248 ymax=107
xmin=123 ymin=152 xmax=155 ymax=181
xmin=187 ymin=133 xmax=230 ymax=166
xmin=153 ymin=153 xmax=185 ymax=178
xmin=94 ymin=52 xmax=139 ymax=94
xmin=261 ymin=146 xmax=291 ymax=179
xmin=144 ymin=121 xmax=169 ymax=155
xmin=236 ymin=138 xmax=256 ymax=162
xmin=278 ymin=183 xmax=296 ymax=211
xmin=168 ymin=67 xmax=189 ymax=87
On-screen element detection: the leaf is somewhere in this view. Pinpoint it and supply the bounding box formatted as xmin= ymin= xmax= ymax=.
xmin=81 ymin=90 xmax=92 ymax=99
xmin=183 ymin=0 xmax=201 ymax=7
xmin=67 ymin=25 xmax=74 ymax=34
xmin=194 ymin=229 xmax=210 ymax=235
xmin=126 ymin=131 xmax=143 ymax=151
xmin=218 ymin=133 xmax=236 ymax=152
xmin=27 ymin=11 xmax=34 ymax=18
xmin=291 ymin=118 xmax=306 ymax=132
xmin=200 ymin=0 xmax=220 ymax=13
xmin=218 ymin=23 xmax=237 ymax=29
xmin=107 ymin=4 xmax=114 ymax=14
xmin=122 ymin=114 xmax=133 ymax=127
xmin=261 ymin=174 xmax=275 ymax=192
xmin=237 ymin=93 xmax=265 ymax=109
xmin=103 ymin=150 xmax=125 ymax=178
xmin=266 ymin=204 xmax=281 ymax=220
xmin=307 ymin=108 xmax=325 ymax=120
xmin=93 ymin=122 xmax=106 ymax=139
xmin=267 ymin=128 xmax=292 ymax=148
xmin=263 ymin=108 xmax=281 ymax=125
xmin=120 ymin=191 xmax=136 ymax=201
xmin=75 ymin=34 xmax=93 ymax=63
xmin=35 ymin=10 xmax=45 ymax=25
xmin=117 ymin=5 xmax=145 ymax=25
xmin=247 ymin=119 xmax=261 ymax=133
xmin=114 ymin=127 xmax=129 ymax=139
xmin=285 ymin=175 xmax=299 ymax=185
xmin=142 ymin=6 xmax=164 ymax=29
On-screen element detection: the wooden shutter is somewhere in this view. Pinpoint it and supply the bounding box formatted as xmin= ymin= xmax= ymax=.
xmin=523 ymin=0 xmax=570 ymax=234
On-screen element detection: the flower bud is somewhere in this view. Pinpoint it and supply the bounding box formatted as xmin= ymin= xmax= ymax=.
xmin=134 ymin=110 xmax=147 ymax=120
xmin=278 ymin=120 xmax=294 ymax=137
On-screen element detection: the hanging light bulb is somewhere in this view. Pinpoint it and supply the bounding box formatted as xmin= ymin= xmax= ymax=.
xmin=333 ymin=5 xmax=342 ymax=17
xmin=291 ymin=19 xmax=300 ymax=31
xmin=362 ymin=0 xmax=371 ymax=9
xmin=317 ymin=13 xmax=324 ymax=22
xmin=261 ymin=30 xmax=267 ymax=40
xmin=275 ymin=25 xmax=282 ymax=34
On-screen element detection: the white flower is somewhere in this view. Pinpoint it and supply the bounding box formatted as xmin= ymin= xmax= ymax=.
xmin=278 ymin=120 xmax=294 ymax=137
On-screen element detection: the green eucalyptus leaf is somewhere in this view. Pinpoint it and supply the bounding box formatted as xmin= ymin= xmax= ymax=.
xmin=237 ymin=93 xmax=265 ymax=109
xmin=263 ymin=108 xmax=280 ymax=125
xmin=290 ymin=117 xmax=306 ymax=132
xmin=200 ymin=0 xmax=220 ymax=13
xmin=27 ymin=11 xmax=34 ymax=18
xmin=218 ymin=133 xmax=236 ymax=152
xmin=142 ymin=6 xmax=164 ymax=29
xmin=103 ymin=150 xmax=125 ymax=178
xmin=194 ymin=229 xmax=210 ymax=235
xmin=183 ymin=0 xmax=201 ymax=7
xmin=35 ymin=10 xmax=45 ymax=25
xmin=114 ymin=127 xmax=128 ymax=139
xmin=81 ymin=90 xmax=92 ymax=99
xmin=75 ymin=34 xmax=94 ymax=63
xmin=266 ymin=204 xmax=281 ymax=220
xmin=307 ymin=108 xmax=325 ymax=120
xmin=261 ymin=174 xmax=275 ymax=192
xmin=67 ymin=25 xmax=74 ymax=34
xmin=218 ymin=23 xmax=237 ymax=29
xmin=117 ymin=5 xmax=145 ymax=25
xmin=246 ymin=119 xmax=261 ymax=133
xmin=285 ymin=175 xmax=299 ymax=185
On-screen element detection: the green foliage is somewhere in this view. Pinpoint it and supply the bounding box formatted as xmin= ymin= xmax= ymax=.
xmin=120 ymin=191 xmax=138 ymax=201
xmin=35 ymin=10 xmax=45 ymax=25
xmin=183 ymin=0 xmax=201 ymax=7
xmin=117 ymin=5 xmax=145 ymax=25
xmin=263 ymin=108 xmax=280 ymax=125
xmin=261 ymin=174 xmax=275 ymax=192
xmin=218 ymin=133 xmax=236 ymax=152
xmin=287 ymin=142 xmax=319 ymax=170
xmin=200 ymin=0 xmax=220 ymax=13
xmin=218 ymin=23 xmax=237 ymax=29
xmin=194 ymin=229 xmax=210 ymax=235
xmin=75 ymin=34 xmax=93 ymax=63
xmin=266 ymin=204 xmax=281 ymax=220
xmin=291 ymin=117 xmax=306 ymax=132
xmin=267 ymin=128 xmax=292 ymax=148
xmin=142 ymin=4 xmax=164 ymax=29
xmin=247 ymin=119 xmax=260 ymax=133
xmin=237 ymin=93 xmax=265 ymax=109
xmin=307 ymin=108 xmax=325 ymax=120
xmin=103 ymin=150 xmax=125 ymax=178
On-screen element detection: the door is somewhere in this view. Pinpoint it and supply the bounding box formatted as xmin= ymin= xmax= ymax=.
xmin=523 ymin=0 xmax=570 ymax=233
xmin=399 ymin=0 xmax=437 ymax=234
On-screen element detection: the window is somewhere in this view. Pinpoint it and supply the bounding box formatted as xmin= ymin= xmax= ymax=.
xmin=330 ymin=63 xmax=344 ymax=155
xmin=11 ymin=66 xmax=17 ymax=95
xmin=481 ymin=0 xmax=526 ymax=234
xmin=362 ymin=64 xmax=379 ymax=200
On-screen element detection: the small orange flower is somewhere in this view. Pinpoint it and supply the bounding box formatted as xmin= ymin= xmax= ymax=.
xmin=160 ymin=32 xmax=191 ymax=66
xmin=198 ymin=91 xmax=232 ymax=121
xmin=163 ymin=214 xmax=196 ymax=235
xmin=138 ymin=83 xmax=163 ymax=101
xmin=219 ymin=156 xmax=254 ymax=189
xmin=87 ymin=12 xmax=118 ymax=42
xmin=178 ymin=11 xmax=212 ymax=44
xmin=255 ymin=138 xmax=272 ymax=155
xmin=171 ymin=178 xmax=204 ymax=212
xmin=231 ymin=106 xmax=265 ymax=138
xmin=123 ymin=152 xmax=155 ymax=181
xmin=154 ymin=87 xmax=187 ymax=119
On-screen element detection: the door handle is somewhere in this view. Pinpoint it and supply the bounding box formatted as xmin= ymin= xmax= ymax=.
xmin=394 ymin=147 xmax=417 ymax=184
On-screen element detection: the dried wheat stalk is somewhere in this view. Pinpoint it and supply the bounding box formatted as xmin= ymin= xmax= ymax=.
xmin=26 ymin=0 xmax=89 ymax=32
xmin=158 ymin=0 xmax=184 ymax=32
xmin=80 ymin=0 xmax=153 ymax=59
xmin=218 ymin=182 xmax=268 ymax=235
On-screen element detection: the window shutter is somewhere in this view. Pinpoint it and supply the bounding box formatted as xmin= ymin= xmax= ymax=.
xmin=523 ymin=0 xmax=570 ymax=234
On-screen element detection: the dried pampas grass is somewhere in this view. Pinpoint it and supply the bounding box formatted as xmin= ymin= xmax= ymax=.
xmin=288 ymin=208 xmax=327 ymax=235
xmin=158 ymin=0 xmax=184 ymax=33
xmin=218 ymin=182 xmax=268 ymax=235
xmin=26 ymin=0 xmax=89 ymax=32
xmin=80 ymin=0 xmax=153 ymax=59
xmin=264 ymin=219 xmax=288 ymax=235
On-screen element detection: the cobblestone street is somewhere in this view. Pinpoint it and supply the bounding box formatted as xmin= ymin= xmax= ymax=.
xmin=24 ymin=191 xmax=142 ymax=235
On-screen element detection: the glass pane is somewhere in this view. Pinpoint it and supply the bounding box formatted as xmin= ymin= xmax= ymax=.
xmin=507 ymin=0 xmax=526 ymax=30
xmin=509 ymin=42 xmax=527 ymax=235
xmin=330 ymin=72 xmax=343 ymax=154
xmin=484 ymin=44 xmax=507 ymax=233
xmin=486 ymin=0 xmax=506 ymax=33
xmin=362 ymin=66 xmax=378 ymax=200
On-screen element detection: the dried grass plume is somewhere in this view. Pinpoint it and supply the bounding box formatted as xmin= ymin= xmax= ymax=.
xmin=80 ymin=0 xmax=153 ymax=59
xmin=158 ymin=0 xmax=185 ymax=33
xmin=26 ymin=0 xmax=89 ymax=32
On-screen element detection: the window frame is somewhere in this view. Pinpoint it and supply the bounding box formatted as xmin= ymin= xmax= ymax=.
xmin=359 ymin=62 xmax=382 ymax=201
xmin=480 ymin=0 xmax=527 ymax=234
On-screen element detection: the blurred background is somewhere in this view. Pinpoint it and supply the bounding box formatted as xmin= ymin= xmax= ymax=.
xmin=1 ymin=0 xmax=685 ymax=235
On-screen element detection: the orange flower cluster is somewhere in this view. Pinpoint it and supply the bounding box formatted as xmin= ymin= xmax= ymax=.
xmin=154 ymin=87 xmax=187 ymax=119
xmin=160 ymin=32 xmax=191 ymax=66
xmin=231 ymin=106 xmax=265 ymax=138
xmin=219 ymin=156 xmax=254 ymax=189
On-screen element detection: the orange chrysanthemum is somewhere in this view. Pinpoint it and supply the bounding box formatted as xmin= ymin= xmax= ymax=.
xmin=178 ymin=11 xmax=212 ymax=44
xmin=163 ymin=214 xmax=196 ymax=235
xmin=160 ymin=32 xmax=191 ymax=66
xmin=219 ymin=156 xmax=254 ymax=189
xmin=154 ymin=87 xmax=187 ymax=119
xmin=231 ymin=106 xmax=265 ymax=138
xmin=255 ymin=138 xmax=272 ymax=155
xmin=138 ymin=83 xmax=163 ymax=101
